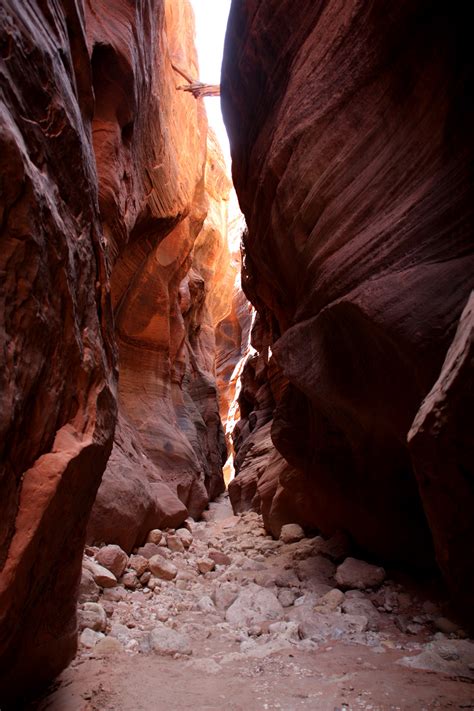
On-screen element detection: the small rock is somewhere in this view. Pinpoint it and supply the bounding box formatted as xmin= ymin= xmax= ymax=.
xmin=102 ymin=586 xmax=126 ymax=602
xmin=314 ymin=588 xmax=345 ymax=612
xmin=78 ymin=602 xmax=107 ymax=633
xmin=166 ymin=534 xmax=185 ymax=553
xmin=93 ymin=636 xmax=123 ymax=656
xmin=335 ymin=557 xmax=386 ymax=590
xmin=208 ymin=549 xmax=232 ymax=566
xmin=434 ymin=617 xmax=460 ymax=634
xmin=140 ymin=571 xmax=151 ymax=586
xmin=78 ymin=567 xmax=100 ymax=604
xmin=176 ymin=529 xmax=193 ymax=548
xmin=197 ymin=558 xmax=215 ymax=574
xmin=122 ymin=572 xmax=140 ymax=589
xmin=149 ymin=555 xmax=177 ymax=581
xmin=213 ymin=583 xmax=239 ymax=611
xmin=129 ymin=554 xmax=149 ymax=577
xmin=278 ymin=588 xmax=297 ymax=608
xmin=95 ymin=545 xmax=128 ymax=578
xmin=226 ymin=584 xmax=283 ymax=627
xmin=80 ymin=628 xmax=104 ymax=649
xmin=196 ymin=596 xmax=216 ymax=613
xmin=149 ymin=624 xmax=192 ymax=656
xmin=83 ymin=559 xmax=117 ymax=588
xmin=146 ymin=529 xmax=163 ymax=545
xmin=137 ymin=543 xmax=170 ymax=560
xmin=342 ymin=598 xmax=381 ymax=632
xmin=280 ymin=524 xmax=305 ymax=544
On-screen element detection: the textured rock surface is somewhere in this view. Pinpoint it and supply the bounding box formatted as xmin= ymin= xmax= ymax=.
xmin=408 ymin=293 xmax=474 ymax=625
xmin=0 ymin=0 xmax=231 ymax=699
xmin=0 ymin=0 xmax=116 ymax=697
xmin=86 ymin=2 xmax=230 ymax=550
xmin=222 ymin=0 xmax=474 ymax=595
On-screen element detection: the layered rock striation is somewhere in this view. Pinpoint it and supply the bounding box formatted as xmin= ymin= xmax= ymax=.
xmin=222 ymin=0 xmax=474 ymax=618
xmin=0 ymin=0 xmax=231 ymax=698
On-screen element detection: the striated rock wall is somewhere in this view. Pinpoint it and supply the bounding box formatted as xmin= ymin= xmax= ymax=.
xmin=0 ymin=0 xmax=117 ymax=695
xmin=0 ymin=0 xmax=230 ymax=698
xmin=84 ymin=1 xmax=230 ymax=551
xmin=222 ymin=0 xmax=474 ymax=615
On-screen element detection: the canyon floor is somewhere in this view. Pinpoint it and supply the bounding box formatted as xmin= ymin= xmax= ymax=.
xmin=31 ymin=495 xmax=474 ymax=711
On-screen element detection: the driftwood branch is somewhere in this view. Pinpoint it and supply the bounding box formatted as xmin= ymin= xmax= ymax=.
xmin=177 ymin=82 xmax=221 ymax=98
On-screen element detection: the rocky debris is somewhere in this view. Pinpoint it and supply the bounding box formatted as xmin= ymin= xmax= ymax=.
xmin=335 ymin=558 xmax=386 ymax=590
xmin=197 ymin=558 xmax=216 ymax=574
xmin=167 ymin=535 xmax=185 ymax=553
xmin=148 ymin=556 xmax=177 ymax=581
xmin=83 ymin=560 xmax=118 ymax=589
xmin=398 ymin=639 xmax=474 ymax=680
xmin=149 ymin=625 xmax=192 ymax=657
xmin=279 ymin=523 xmax=305 ymax=544
xmin=129 ymin=555 xmax=148 ymax=577
xmin=78 ymin=604 xmax=107 ymax=633
xmin=176 ymin=529 xmax=193 ymax=548
xmin=208 ymin=550 xmax=232 ymax=566
xmin=146 ymin=530 xmax=163 ymax=545
xmin=95 ymin=546 xmax=129 ymax=578
xmin=71 ymin=497 xmax=472 ymax=710
xmin=78 ymin=569 xmax=101 ymax=605
xmin=225 ymin=584 xmax=283 ymax=627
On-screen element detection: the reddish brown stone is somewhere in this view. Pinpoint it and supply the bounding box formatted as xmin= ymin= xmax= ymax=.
xmin=222 ymin=0 xmax=474 ymax=584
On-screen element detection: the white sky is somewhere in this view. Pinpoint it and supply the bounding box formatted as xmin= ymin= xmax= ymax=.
xmin=190 ymin=0 xmax=232 ymax=168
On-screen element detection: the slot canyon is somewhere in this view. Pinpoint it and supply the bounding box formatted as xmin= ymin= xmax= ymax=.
xmin=0 ymin=0 xmax=473 ymax=708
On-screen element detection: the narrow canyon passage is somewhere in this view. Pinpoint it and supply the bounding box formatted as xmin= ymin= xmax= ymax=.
xmin=0 ymin=0 xmax=473 ymax=709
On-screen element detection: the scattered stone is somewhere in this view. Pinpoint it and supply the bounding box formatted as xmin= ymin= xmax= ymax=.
xmin=129 ymin=554 xmax=149 ymax=577
xmin=78 ymin=567 xmax=100 ymax=604
xmin=83 ymin=559 xmax=117 ymax=588
xmin=149 ymin=555 xmax=177 ymax=581
xmin=398 ymin=639 xmax=474 ymax=680
xmin=140 ymin=571 xmax=151 ymax=586
xmin=78 ymin=602 xmax=107 ymax=633
xmin=196 ymin=596 xmax=216 ymax=613
xmin=102 ymin=586 xmax=126 ymax=602
xmin=166 ymin=534 xmax=185 ymax=553
xmin=299 ymin=612 xmax=368 ymax=642
xmin=208 ymin=549 xmax=232 ymax=566
xmin=434 ymin=617 xmax=460 ymax=634
xmin=95 ymin=545 xmax=129 ymax=578
xmin=335 ymin=557 xmax=386 ymax=590
xmin=342 ymin=598 xmax=382 ymax=631
xmin=122 ymin=572 xmax=140 ymax=589
xmin=176 ymin=528 xmax=193 ymax=548
xmin=79 ymin=628 xmax=104 ymax=649
xmin=94 ymin=637 xmax=123 ymax=656
xmin=197 ymin=558 xmax=215 ymax=574
xmin=279 ymin=524 xmax=305 ymax=544
xmin=278 ymin=588 xmax=297 ymax=608
xmin=213 ymin=583 xmax=239 ymax=611
xmin=225 ymin=584 xmax=283 ymax=627
xmin=137 ymin=543 xmax=170 ymax=560
xmin=314 ymin=588 xmax=345 ymax=612
xmin=318 ymin=531 xmax=352 ymax=562
xmin=149 ymin=624 xmax=192 ymax=656
xmin=146 ymin=529 xmax=163 ymax=545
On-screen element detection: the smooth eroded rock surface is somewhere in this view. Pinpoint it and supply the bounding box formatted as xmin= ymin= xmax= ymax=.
xmin=221 ymin=0 xmax=474 ymax=620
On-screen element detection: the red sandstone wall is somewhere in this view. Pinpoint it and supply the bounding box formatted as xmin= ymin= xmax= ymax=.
xmin=0 ymin=0 xmax=230 ymax=697
xmin=222 ymin=0 xmax=474 ymax=620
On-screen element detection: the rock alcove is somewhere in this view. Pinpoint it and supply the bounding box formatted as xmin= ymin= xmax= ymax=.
xmin=0 ymin=0 xmax=473 ymax=707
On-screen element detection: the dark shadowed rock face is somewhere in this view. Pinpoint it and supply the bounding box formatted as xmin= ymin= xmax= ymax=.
xmin=0 ymin=0 xmax=117 ymax=697
xmin=222 ymin=0 xmax=474 ymax=598
xmin=409 ymin=294 xmax=474 ymax=626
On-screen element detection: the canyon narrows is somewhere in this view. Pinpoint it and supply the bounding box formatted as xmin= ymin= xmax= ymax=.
xmin=0 ymin=0 xmax=473 ymax=709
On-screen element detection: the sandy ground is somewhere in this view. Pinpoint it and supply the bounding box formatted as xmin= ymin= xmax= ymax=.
xmin=29 ymin=496 xmax=474 ymax=711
